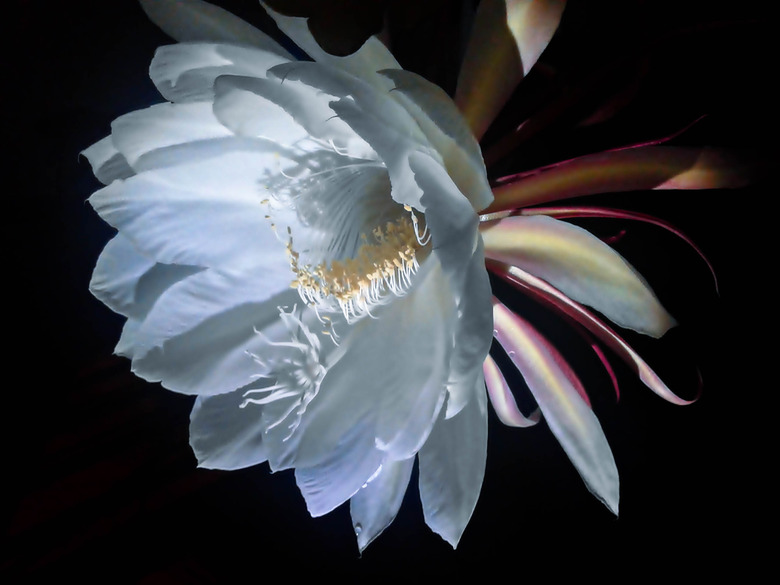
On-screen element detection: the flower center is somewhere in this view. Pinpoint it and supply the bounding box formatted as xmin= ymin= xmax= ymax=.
xmin=286 ymin=207 xmax=430 ymax=322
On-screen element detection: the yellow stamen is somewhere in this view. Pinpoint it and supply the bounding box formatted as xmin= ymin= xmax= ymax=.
xmin=286 ymin=214 xmax=428 ymax=322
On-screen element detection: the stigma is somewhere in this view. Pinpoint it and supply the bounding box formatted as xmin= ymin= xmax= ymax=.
xmin=241 ymin=305 xmax=327 ymax=440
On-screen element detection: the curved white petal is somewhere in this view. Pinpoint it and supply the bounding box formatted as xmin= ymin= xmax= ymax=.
xmin=129 ymin=268 xmax=300 ymax=396
xmin=482 ymin=215 xmax=676 ymax=337
xmin=418 ymin=372 xmax=488 ymax=548
xmin=110 ymin=101 xmax=233 ymax=169
xmin=140 ymin=0 xmax=292 ymax=54
xmin=350 ymin=457 xmax=415 ymax=552
xmin=268 ymin=61 xmax=436 ymax=211
xmin=404 ymin=151 xmax=494 ymax=416
xmin=89 ymin=150 xmax=293 ymax=270
xmin=131 ymin=264 xmax=292 ymax=356
xmin=492 ymin=300 xmax=619 ymax=514
xmin=89 ymin=233 xmax=201 ymax=319
xmin=444 ymin=239 xmax=494 ymax=417
xmin=381 ymin=69 xmax=494 ymax=213
xmin=409 ymin=151 xmax=478 ymax=272
xmin=115 ymin=318 xmax=141 ymax=358
xmin=150 ymin=42 xmax=290 ymax=103
xmin=212 ymin=73 xmax=374 ymax=158
xmin=260 ymin=1 xmax=399 ymax=90
xmin=291 ymin=257 xmax=453 ymax=468
xmin=90 ymin=234 xmax=156 ymax=316
xmin=81 ymin=136 xmax=134 ymax=184
xmin=189 ymin=389 xmax=268 ymax=470
xmin=295 ymin=424 xmax=386 ymax=517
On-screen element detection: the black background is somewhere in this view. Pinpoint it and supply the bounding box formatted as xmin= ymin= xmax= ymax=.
xmin=6 ymin=0 xmax=774 ymax=581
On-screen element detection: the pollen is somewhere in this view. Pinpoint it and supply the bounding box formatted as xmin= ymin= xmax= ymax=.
xmin=286 ymin=213 xmax=429 ymax=322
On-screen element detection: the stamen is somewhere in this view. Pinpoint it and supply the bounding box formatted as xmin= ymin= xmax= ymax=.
xmin=285 ymin=212 xmax=430 ymax=323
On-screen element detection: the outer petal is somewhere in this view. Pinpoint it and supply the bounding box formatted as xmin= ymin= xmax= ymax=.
xmin=481 ymin=215 xmax=676 ymax=337
xmin=418 ymin=372 xmax=488 ymax=548
xmin=455 ymin=0 xmax=566 ymax=139
xmin=110 ymin=101 xmax=233 ymax=170
xmin=380 ymin=69 xmax=493 ymax=213
xmin=295 ymin=424 xmax=385 ymax=517
xmin=492 ymin=300 xmax=619 ymax=514
xmin=89 ymin=150 xmax=293 ymax=270
xmin=89 ymin=233 xmax=201 ymax=319
xmin=150 ymin=42 xmax=290 ymax=103
xmin=189 ymin=389 xmax=268 ymax=470
xmin=129 ymin=268 xmax=300 ymax=396
xmin=260 ymin=1 xmax=400 ymax=90
xmin=349 ymin=457 xmax=415 ymax=553
xmin=81 ymin=136 xmax=134 ymax=184
xmin=140 ymin=0 xmax=292 ymax=54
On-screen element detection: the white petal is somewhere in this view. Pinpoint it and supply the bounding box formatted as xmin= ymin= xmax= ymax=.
xmin=407 ymin=151 xmax=493 ymax=416
xmin=211 ymin=76 xmax=308 ymax=144
xmin=129 ymin=269 xmax=300 ymax=396
xmin=110 ymin=101 xmax=233 ymax=169
xmin=115 ymin=318 xmax=141 ymax=358
xmin=295 ymin=424 xmax=386 ymax=517
xmin=212 ymin=73 xmax=373 ymax=157
xmin=89 ymin=150 xmax=292 ymax=270
xmin=140 ymin=0 xmax=292 ymax=53
xmin=381 ymin=69 xmax=494 ymax=213
xmin=89 ymin=233 xmax=201 ymax=319
xmin=189 ymin=389 xmax=268 ymax=470
xmin=350 ymin=457 xmax=415 ymax=552
xmin=260 ymin=1 xmax=400 ymax=90
xmin=442 ymin=239 xmax=494 ymax=417
xmin=268 ymin=61 xmax=435 ymax=211
xmin=482 ymin=215 xmax=676 ymax=337
xmin=409 ymin=151 xmax=478 ymax=275
xmin=81 ymin=136 xmax=134 ymax=184
xmin=132 ymin=264 xmax=291 ymax=354
xmin=291 ymin=257 xmax=453 ymax=468
xmin=150 ymin=42 xmax=290 ymax=103
xmin=418 ymin=373 xmax=488 ymax=548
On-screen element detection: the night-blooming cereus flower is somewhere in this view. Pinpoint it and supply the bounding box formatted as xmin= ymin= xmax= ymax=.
xmin=85 ymin=0 xmax=745 ymax=552
xmin=85 ymin=0 xmax=494 ymax=550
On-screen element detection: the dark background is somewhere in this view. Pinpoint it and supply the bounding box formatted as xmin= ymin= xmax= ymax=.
xmin=6 ymin=0 xmax=773 ymax=581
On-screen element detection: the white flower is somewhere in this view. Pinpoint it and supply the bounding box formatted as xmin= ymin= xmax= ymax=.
xmin=84 ymin=0 xmax=494 ymax=550
xmin=85 ymin=0 xmax=736 ymax=553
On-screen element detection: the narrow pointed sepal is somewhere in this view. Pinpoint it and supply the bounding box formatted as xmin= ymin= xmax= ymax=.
xmin=483 ymin=354 xmax=540 ymax=427
xmin=456 ymin=0 xmax=566 ymax=140
xmin=492 ymin=299 xmax=619 ymax=514
xmin=481 ymin=214 xmax=676 ymax=337
xmin=487 ymin=146 xmax=756 ymax=212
